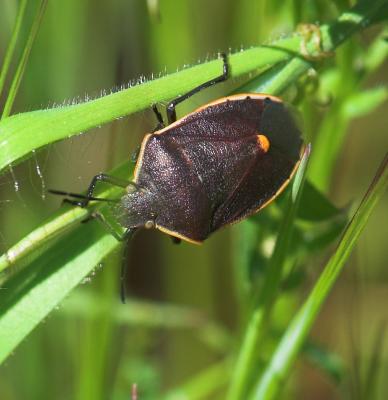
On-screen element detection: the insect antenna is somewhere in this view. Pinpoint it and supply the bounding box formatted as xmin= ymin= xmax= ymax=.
xmin=48 ymin=189 xmax=118 ymax=203
xmin=120 ymin=245 xmax=129 ymax=303
xmin=120 ymin=228 xmax=136 ymax=303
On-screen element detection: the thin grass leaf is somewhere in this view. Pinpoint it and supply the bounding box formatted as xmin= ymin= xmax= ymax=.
xmin=251 ymin=154 xmax=388 ymax=400
xmin=1 ymin=0 xmax=48 ymax=119
xmin=0 ymin=0 xmax=28 ymax=99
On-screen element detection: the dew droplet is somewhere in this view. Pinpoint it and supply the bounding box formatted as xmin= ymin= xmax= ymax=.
xmin=32 ymin=149 xmax=46 ymax=199
xmin=8 ymin=164 xmax=19 ymax=192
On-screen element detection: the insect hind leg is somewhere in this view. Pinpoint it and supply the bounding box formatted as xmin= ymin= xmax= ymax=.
xmin=166 ymin=52 xmax=229 ymax=124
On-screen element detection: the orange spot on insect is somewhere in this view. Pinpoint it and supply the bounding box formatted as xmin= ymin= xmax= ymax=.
xmin=257 ymin=134 xmax=270 ymax=153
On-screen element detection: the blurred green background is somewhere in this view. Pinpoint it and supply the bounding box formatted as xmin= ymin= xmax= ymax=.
xmin=0 ymin=0 xmax=387 ymax=399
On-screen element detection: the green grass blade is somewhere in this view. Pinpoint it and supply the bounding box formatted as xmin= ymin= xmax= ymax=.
xmin=1 ymin=0 xmax=48 ymax=119
xmin=251 ymin=154 xmax=388 ymax=400
xmin=0 ymin=0 xmax=385 ymax=175
xmin=0 ymin=0 xmax=28 ymax=99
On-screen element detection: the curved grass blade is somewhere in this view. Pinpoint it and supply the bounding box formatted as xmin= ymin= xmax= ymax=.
xmin=251 ymin=154 xmax=388 ymax=400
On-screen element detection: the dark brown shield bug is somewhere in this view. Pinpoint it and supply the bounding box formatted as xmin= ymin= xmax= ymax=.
xmin=118 ymin=92 xmax=303 ymax=244
xmin=50 ymin=54 xmax=303 ymax=278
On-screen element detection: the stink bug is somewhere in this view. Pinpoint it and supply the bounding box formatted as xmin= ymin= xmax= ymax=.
xmin=50 ymin=54 xmax=303 ymax=296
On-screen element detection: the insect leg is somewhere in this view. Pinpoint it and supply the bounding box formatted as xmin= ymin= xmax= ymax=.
xmin=120 ymin=234 xmax=132 ymax=303
xmin=152 ymin=104 xmax=165 ymax=131
xmin=50 ymin=189 xmax=115 ymax=203
xmin=166 ymin=52 xmax=229 ymax=124
xmin=89 ymin=211 xmax=136 ymax=303
xmin=90 ymin=211 xmax=136 ymax=241
xmin=77 ymin=174 xmax=130 ymax=207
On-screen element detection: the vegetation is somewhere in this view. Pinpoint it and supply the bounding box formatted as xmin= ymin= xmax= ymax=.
xmin=0 ymin=1 xmax=387 ymax=399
